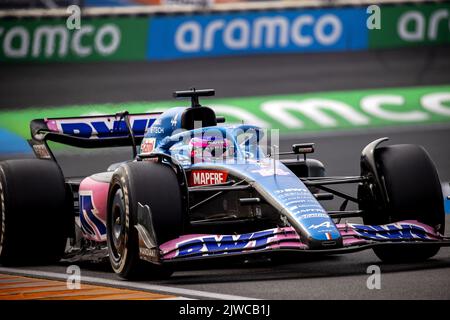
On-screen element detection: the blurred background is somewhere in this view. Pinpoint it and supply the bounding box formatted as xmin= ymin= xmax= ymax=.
xmin=0 ymin=0 xmax=449 ymax=213
xmin=0 ymin=0 xmax=375 ymax=9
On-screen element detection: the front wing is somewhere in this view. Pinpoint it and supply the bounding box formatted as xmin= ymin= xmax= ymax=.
xmin=159 ymin=220 xmax=450 ymax=263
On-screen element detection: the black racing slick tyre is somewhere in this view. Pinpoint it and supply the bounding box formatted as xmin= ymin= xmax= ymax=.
xmin=0 ymin=159 xmax=71 ymax=265
xmin=361 ymin=144 xmax=445 ymax=263
xmin=107 ymin=162 xmax=184 ymax=279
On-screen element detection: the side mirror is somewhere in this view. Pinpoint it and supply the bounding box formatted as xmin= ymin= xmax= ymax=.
xmin=216 ymin=116 xmax=226 ymax=123
xmin=292 ymin=143 xmax=315 ymax=154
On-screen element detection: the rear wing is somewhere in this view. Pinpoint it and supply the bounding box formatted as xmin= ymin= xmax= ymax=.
xmin=29 ymin=112 xmax=162 ymax=159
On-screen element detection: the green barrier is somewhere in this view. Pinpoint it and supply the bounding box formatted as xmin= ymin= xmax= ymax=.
xmin=0 ymin=85 xmax=449 ymax=141
xmin=370 ymin=3 xmax=450 ymax=49
xmin=0 ymin=17 xmax=148 ymax=62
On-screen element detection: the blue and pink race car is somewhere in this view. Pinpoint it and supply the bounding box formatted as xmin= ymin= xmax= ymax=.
xmin=0 ymin=89 xmax=448 ymax=278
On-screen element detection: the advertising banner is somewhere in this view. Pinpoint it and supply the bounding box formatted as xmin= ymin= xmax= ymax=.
xmin=1 ymin=2 xmax=449 ymax=63
xmin=147 ymin=8 xmax=368 ymax=60
xmin=369 ymin=3 xmax=450 ymax=49
xmin=0 ymin=17 xmax=148 ymax=62
xmin=1 ymin=85 xmax=449 ymax=139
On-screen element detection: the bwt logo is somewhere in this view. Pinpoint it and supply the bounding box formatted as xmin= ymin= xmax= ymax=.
xmin=175 ymin=14 xmax=343 ymax=52
xmin=177 ymin=230 xmax=275 ymax=256
xmin=352 ymin=223 xmax=431 ymax=240
xmin=57 ymin=117 xmax=156 ymax=138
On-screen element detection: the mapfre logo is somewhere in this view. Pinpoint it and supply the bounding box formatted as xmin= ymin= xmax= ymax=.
xmin=189 ymin=170 xmax=228 ymax=186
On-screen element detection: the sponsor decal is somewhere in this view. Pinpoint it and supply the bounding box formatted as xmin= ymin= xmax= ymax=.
xmin=189 ymin=170 xmax=228 ymax=186
xmin=139 ymin=247 xmax=159 ymax=260
xmin=349 ymin=222 xmax=433 ymax=240
xmin=274 ymin=187 xmax=305 ymax=194
xmin=148 ymin=126 xmax=164 ymax=134
xmin=79 ymin=192 xmax=107 ymax=241
xmin=147 ymin=8 xmax=367 ymax=60
xmin=273 ymin=187 xmax=327 ymax=220
xmin=255 ymin=176 xmax=339 ymax=241
xmin=140 ymin=137 xmax=156 ymax=154
xmin=31 ymin=144 xmax=51 ymax=159
xmin=298 ymin=213 xmax=329 ymax=219
xmin=307 ymin=220 xmax=338 ymax=239
xmin=171 ymin=113 xmax=179 ymax=128
xmin=173 ymin=229 xmax=293 ymax=257
xmin=47 ymin=114 xmax=158 ymax=139
xmin=251 ymin=167 xmax=290 ymax=177
xmin=308 ymin=221 xmax=333 ymax=230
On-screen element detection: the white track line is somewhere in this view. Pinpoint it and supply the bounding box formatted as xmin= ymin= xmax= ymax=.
xmin=0 ymin=267 xmax=258 ymax=300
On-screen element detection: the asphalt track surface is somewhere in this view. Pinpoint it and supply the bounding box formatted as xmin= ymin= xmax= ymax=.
xmin=1 ymin=47 xmax=450 ymax=299
xmin=1 ymin=46 xmax=450 ymax=109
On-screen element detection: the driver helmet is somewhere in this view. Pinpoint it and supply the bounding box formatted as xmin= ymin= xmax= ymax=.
xmin=189 ymin=136 xmax=233 ymax=163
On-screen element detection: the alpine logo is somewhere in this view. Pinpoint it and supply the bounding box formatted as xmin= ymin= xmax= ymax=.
xmin=189 ymin=170 xmax=228 ymax=186
xmin=308 ymin=221 xmax=333 ymax=230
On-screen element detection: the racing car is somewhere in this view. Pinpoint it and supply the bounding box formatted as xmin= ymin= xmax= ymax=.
xmin=0 ymin=88 xmax=449 ymax=279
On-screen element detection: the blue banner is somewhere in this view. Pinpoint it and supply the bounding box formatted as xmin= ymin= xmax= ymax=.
xmin=0 ymin=129 xmax=31 ymax=154
xmin=147 ymin=8 xmax=368 ymax=60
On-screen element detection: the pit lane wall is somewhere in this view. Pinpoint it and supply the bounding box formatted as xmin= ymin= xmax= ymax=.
xmin=0 ymin=1 xmax=449 ymax=62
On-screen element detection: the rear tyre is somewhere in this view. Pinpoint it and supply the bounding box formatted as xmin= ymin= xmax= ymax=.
xmin=107 ymin=162 xmax=183 ymax=279
xmin=360 ymin=144 xmax=445 ymax=263
xmin=0 ymin=159 xmax=71 ymax=265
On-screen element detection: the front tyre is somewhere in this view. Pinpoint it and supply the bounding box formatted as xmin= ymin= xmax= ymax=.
xmin=106 ymin=162 xmax=183 ymax=279
xmin=360 ymin=144 xmax=445 ymax=263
